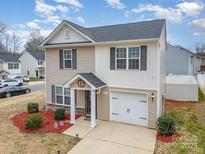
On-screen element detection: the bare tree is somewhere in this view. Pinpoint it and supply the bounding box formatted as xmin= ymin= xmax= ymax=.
xmin=4 ymin=33 xmax=11 ymax=52
xmin=0 ymin=22 xmax=7 ymax=41
xmin=11 ymin=32 xmax=22 ymax=53
xmin=24 ymin=29 xmax=44 ymax=52
xmin=196 ymin=43 xmax=205 ymax=56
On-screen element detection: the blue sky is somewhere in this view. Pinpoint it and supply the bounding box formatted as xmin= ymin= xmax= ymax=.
xmin=0 ymin=0 xmax=205 ymax=52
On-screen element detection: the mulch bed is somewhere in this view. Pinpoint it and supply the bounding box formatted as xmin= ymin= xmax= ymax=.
xmin=11 ymin=111 xmax=80 ymax=133
xmin=156 ymin=132 xmax=180 ymax=143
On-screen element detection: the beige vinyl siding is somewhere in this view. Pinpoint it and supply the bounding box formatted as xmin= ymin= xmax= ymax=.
xmin=97 ymin=87 xmax=157 ymax=128
xmin=45 ymin=46 xmax=95 ymax=104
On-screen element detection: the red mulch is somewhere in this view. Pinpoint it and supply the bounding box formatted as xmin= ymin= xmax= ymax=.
xmin=11 ymin=111 xmax=80 ymax=134
xmin=156 ymin=132 xmax=180 ymax=143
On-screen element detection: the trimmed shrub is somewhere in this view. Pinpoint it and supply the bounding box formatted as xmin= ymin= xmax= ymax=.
xmin=156 ymin=114 xmax=176 ymax=136
xmin=25 ymin=114 xmax=43 ymax=129
xmin=27 ymin=102 xmax=39 ymax=113
xmin=55 ymin=108 xmax=65 ymax=120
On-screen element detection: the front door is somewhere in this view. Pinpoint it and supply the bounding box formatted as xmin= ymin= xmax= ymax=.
xmin=85 ymin=90 xmax=91 ymax=117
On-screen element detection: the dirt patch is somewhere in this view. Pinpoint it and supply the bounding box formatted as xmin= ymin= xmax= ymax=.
xmin=0 ymin=91 xmax=79 ymax=154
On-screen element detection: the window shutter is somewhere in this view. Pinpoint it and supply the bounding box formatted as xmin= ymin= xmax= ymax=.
xmin=51 ymin=85 xmax=55 ymax=104
xmin=140 ymin=45 xmax=147 ymax=70
xmin=110 ymin=47 xmax=115 ymax=70
xmin=59 ymin=49 xmax=63 ymax=69
xmin=72 ymin=49 xmax=77 ymax=69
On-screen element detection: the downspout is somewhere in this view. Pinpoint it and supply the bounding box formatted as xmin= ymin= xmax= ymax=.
xmin=157 ymin=42 xmax=161 ymax=118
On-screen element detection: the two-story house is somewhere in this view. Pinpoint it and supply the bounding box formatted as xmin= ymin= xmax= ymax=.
xmin=0 ymin=53 xmax=21 ymax=79
xmin=41 ymin=19 xmax=166 ymax=128
xmin=19 ymin=51 xmax=45 ymax=78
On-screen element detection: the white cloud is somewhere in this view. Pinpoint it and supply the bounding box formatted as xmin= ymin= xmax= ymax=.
xmin=40 ymin=29 xmax=52 ymax=37
xmin=131 ymin=4 xmax=182 ymax=23
xmin=54 ymin=0 xmax=83 ymax=8
xmin=56 ymin=5 xmax=69 ymax=13
xmin=176 ymin=2 xmax=204 ymax=16
xmin=106 ymin=0 xmax=125 ymax=10
xmin=35 ymin=0 xmax=56 ymax=16
xmin=27 ymin=20 xmax=40 ymax=29
xmin=77 ymin=16 xmax=85 ymax=23
xmin=124 ymin=10 xmax=129 ymax=17
xmin=191 ymin=18 xmax=205 ymax=29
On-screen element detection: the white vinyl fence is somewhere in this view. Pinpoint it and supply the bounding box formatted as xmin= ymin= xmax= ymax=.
xmin=166 ymin=75 xmax=198 ymax=102
xmin=197 ymin=74 xmax=205 ymax=95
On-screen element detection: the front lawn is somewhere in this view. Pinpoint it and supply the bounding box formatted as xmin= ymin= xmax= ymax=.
xmin=29 ymin=77 xmax=44 ymax=82
xmin=155 ymin=100 xmax=205 ymax=154
xmin=0 ymin=91 xmax=79 ymax=154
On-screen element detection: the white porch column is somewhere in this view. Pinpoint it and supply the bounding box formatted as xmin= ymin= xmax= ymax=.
xmin=70 ymin=89 xmax=75 ymax=124
xmin=90 ymin=90 xmax=96 ymax=128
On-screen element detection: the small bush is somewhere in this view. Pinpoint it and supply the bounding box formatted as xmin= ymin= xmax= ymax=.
xmin=156 ymin=114 xmax=176 ymax=136
xmin=55 ymin=108 xmax=65 ymax=120
xmin=25 ymin=114 xmax=43 ymax=129
xmin=27 ymin=102 xmax=39 ymax=113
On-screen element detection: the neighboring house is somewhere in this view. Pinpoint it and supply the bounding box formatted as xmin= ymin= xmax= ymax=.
xmin=0 ymin=53 xmax=21 ymax=79
xmin=41 ymin=19 xmax=166 ymax=128
xmin=166 ymin=43 xmax=201 ymax=75
xmin=19 ymin=51 xmax=45 ymax=78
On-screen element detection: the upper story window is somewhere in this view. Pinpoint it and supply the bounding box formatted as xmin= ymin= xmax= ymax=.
xmin=38 ymin=60 xmax=43 ymax=65
xmin=63 ymin=49 xmax=72 ymax=68
xmin=116 ymin=47 xmax=140 ymax=70
xmin=8 ymin=63 xmax=19 ymax=69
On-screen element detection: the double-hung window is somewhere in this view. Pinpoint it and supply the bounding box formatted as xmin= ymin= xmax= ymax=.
xmin=116 ymin=48 xmax=127 ymax=69
xmin=116 ymin=47 xmax=140 ymax=70
xmin=8 ymin=63 xmax=19 ymax=69
xmin=128 ymin=47 xmax=140 ymax=69
xmin=64 ymin=49 xmax=72 ymax=69
xmin=56 ymin=86 xmax=63 ymax=104
xmin=55 ymin=86 xmax=70 ymax=105
xmin=64 ymin=88 xmax=70 ymax=105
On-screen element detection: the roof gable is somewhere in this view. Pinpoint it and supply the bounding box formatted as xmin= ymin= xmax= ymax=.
xmin=41 ymin=21 xmax=94 ymax=46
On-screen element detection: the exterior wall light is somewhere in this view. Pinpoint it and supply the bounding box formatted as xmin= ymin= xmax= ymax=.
xmin=151 ymin=93 xmax=154 ymax=102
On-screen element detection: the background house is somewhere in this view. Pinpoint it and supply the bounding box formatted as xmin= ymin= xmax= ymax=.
xmin=166 ymin=43 xmax=201 ymax=75
xmin=19 ymin=51 xmax=45 ymax=78
xmin=0 ymin=53 xmax=21 ymax=79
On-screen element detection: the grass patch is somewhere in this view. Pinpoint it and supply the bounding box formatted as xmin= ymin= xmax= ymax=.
xmin=29 ymin=77 xmax=44 ymax=82
xmin=198 ymin=88 xmax=205 ymax=102
xmin=155 ymin=101 xmax=205 ymax=154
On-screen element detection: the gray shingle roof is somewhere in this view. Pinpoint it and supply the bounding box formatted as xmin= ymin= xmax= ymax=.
xmin=64 ymin=19 xmax=165 ymax=42
xmin=28 ymin=51 xmax=45 ymax=60
xmin=0 ymin=53 xmax=20 ymax=62
xmin=79 ymin=73 xmax=106 ymax=88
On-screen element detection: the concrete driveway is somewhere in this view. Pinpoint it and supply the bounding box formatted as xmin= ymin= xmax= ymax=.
xmin=67 ymin=121 xmax=156 ymax=154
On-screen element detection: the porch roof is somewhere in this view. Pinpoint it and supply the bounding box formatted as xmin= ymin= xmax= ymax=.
xmin=64 ymin=73 xmax=106 ymax=89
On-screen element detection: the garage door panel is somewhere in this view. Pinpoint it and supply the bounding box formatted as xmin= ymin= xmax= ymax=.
xmin=111 ymin=92 xmax=147 ymax=126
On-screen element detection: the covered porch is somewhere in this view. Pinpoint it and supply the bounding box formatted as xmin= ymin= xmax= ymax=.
xmin=63 ymin=73 xmax=106 ymax=128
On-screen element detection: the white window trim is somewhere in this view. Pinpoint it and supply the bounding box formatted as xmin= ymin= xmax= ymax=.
xmin=128 ymin=46 xmax=141 ymax=70
xmin=8 ymin=62 xmax=19 ymax=69
xmin=55 ymin=86 xmax=63 ymax=105
xmin=115 ymin=46 xmax=141 ymax=70
xmin=55 ymin=85 xmax=70 ymax=106
xmin=63 ymin=49 xmax=73 ymax=69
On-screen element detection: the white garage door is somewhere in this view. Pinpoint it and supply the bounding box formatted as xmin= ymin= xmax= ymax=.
xmin=111 ymin=92 xmax=148 ymax=126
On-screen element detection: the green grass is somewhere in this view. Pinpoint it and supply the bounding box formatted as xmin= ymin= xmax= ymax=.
xmin=167 ymin=109 xmax=205 ymax=153
xmin=198 ymin=88 xmax=205 ymax=102
xmin=29 ymin=77 xmax=44 ymax=82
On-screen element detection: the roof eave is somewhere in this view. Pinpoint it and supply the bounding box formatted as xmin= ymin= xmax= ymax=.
xmin=42 ymin=38 xmax=160 ymax=48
